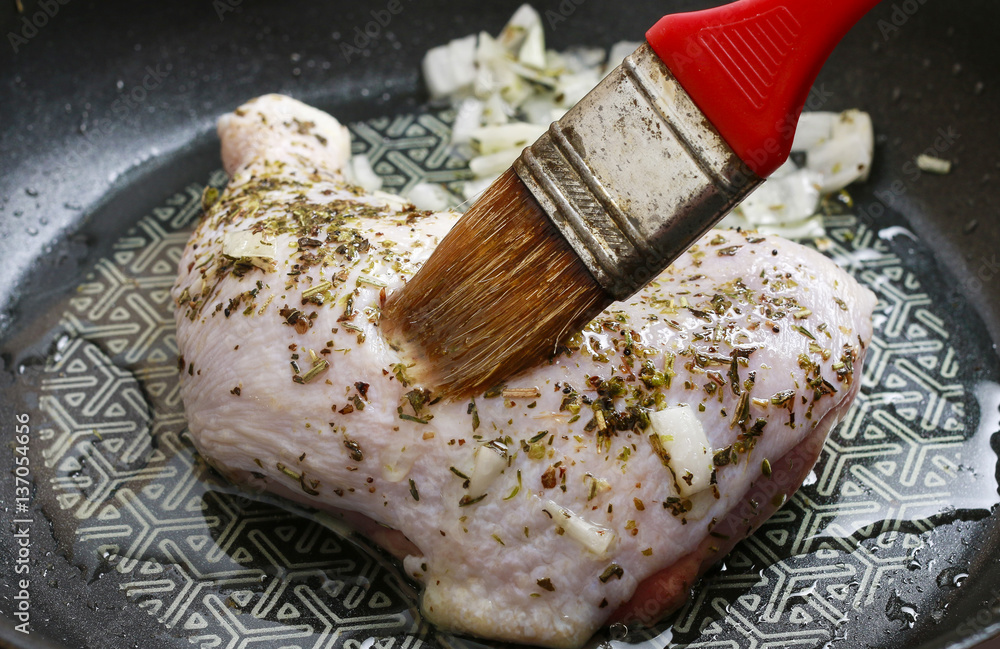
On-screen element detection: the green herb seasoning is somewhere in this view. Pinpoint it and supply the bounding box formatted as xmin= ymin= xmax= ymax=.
xmin=599 ymin=564 xmax=624 ymax=583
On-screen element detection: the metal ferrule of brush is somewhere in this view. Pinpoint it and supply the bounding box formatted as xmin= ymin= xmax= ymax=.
xmin=513 ymin=43 xmax=764 ymax=300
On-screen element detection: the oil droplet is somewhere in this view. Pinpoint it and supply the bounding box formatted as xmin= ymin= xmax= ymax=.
xmin=885 ymin=590 xmax=918 ymax=629
xmin=608 ymin=623 xmax=628 ymax=641
xmin=930 ymin=602 xmax=949 ymax=623
xmin=936 ymin=567 xmax=968 ymax=589
xmin=878 ymin=225 xmax=917 ymax=241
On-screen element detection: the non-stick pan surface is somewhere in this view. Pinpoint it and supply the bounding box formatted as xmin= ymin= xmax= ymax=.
xmin=2 ymin=2 xmax=1000 ymax=649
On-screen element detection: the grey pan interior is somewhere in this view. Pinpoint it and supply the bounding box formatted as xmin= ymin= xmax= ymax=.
xmin=0 ymin=1 xmax=999 ymax=648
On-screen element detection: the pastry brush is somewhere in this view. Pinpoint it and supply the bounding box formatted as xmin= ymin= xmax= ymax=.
xmin=383 ymin=0 xmax=882 ymax=398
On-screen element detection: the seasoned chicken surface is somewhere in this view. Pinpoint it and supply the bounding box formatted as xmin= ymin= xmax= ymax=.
xmin=172 ymin=95 xmax=877 ymax=648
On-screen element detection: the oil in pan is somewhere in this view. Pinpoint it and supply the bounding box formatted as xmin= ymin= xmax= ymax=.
xmin=3 ymin=105 xmax=999 ymax=649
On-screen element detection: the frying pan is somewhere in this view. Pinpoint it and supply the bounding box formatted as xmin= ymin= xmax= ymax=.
xmin=1 ymin=1 xmax=999 ymax=648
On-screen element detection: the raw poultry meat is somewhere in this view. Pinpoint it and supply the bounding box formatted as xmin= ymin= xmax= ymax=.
xmin=172 ymin=94 xmax=876 ymax=648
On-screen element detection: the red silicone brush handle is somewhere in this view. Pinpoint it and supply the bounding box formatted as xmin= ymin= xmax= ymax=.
xmin=647 ymin=0 xmax=881 ymax=177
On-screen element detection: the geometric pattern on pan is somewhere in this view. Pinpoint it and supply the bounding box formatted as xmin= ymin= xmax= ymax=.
xmin=29 ymin=107 xmax=992 ymax=649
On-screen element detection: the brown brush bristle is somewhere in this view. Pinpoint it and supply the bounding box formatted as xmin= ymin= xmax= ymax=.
xmin=382 ymin=168 xmax=610 ymax=399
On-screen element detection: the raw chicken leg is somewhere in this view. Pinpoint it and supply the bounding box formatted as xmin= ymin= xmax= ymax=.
xmin=172 ymin=95 xmax=876 ymax=648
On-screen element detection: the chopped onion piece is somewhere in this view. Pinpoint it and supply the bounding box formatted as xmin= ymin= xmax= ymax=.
xmin=542 ymin=499 xmax=615 ymax=556
xmin=418 ymin=5 xmax=877 ymax=241
xmin=556 ymin=69 xmax=602 ymax=108
xmin=606 ymin=41 xmax=642 ymax=70
xmin=451 ymin=98 xmax=485 ymax=147
xmin=518 ymin=20 xmax=547 ymax=69
xmin=371 ymin=190 xmax=410 ymax=213
xmin=470 ymin=122 xmax=546 ymax=155
xmin=473 ymin=32 xmax=502 ymax=97
xmin=475 ymin=29 xmax=503 ymax=62
xmin=761 ymin=215 xmax=826 ymax=240
xmin=738 ymin=168 xmax=821 ymax=226
xmin=831 ymin=109 xmax=873 ymax=142
xmin=721 ymin=212 xmax=826 ymax=240
xmin=791 ymin=111 xmax=836 ymax=152
xmin=684 ymin=489 xmax=717 ymax=521
xmin=499 ymin=68 xmax=536 ymax=108
xmin=350 ymin=154 xmax=383 ymax=192
xmin=505 ymin=58 xmax=559 ymax=86
xmin=467 ymin=444 xmax=508 ymax=498
xmin=462 ymin=176 xmax=497 ymax=201
xmin=649 ymin=405 xmax=713 ymax=497
xmin=561 ymin=46 xmax=605 ymax=73
xmin=807 ymin=109 xmax=873 ymax=191
xmin=469 ymin=148 xmax=523 ymax=177
xmin=831 ymin=109 xmax=874 ymax=181
xmin=474 ymin=33 xmax=518 ymax=104
xmin=807 ymin=132 xmax=871 ymax=193
xmin=480 ymin=92 xmax=511 ymax=126
xmin=422 ymin=34 xmax=478 ymax=98
xmin=406 ymin=182 xmax=455 ymax=212
xmin=520 ymin=94 xmax=560 ymax=125
xmin=498 ymin=4 xmax=542 ymax=55
xmin=917 ymin=154 xmax=952 ymax=175
xmin=222 ymin=230 xmax=276 ymax=260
